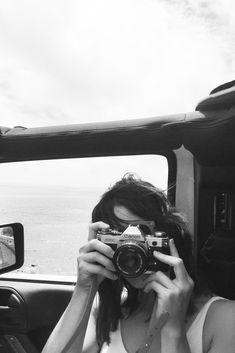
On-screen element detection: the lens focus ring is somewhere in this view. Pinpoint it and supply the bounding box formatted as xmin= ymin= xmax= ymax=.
xmin=113 ymin=241 xmax=148 ymax=278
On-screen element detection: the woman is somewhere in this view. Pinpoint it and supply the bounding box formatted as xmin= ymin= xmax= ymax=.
xmin=42 ymin=174 xmax=235 ymax=353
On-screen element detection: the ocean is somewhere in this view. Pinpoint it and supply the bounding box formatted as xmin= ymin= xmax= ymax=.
xmin=0 ymin=184 xmax=104 ymax=276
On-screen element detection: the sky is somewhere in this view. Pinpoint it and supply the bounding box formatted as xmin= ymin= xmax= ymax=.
xmin=0 ymin=155 xmax=168 ymax=189
xmin=0 ymin=0 xmax=235 ymax=129
xmin=0 ymin=0 xmax=235 ymax=189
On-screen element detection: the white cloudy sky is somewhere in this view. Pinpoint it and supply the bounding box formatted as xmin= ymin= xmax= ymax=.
xmin=0 ymin=0 xmax=235 ymax=129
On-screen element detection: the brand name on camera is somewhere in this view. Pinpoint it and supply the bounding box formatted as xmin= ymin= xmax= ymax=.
xmin=122 ymin=234 xmax=143 ymax=240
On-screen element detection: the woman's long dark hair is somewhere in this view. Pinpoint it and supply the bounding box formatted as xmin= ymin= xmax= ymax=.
xmin=91 ymin=173 xmax=194 ymax=348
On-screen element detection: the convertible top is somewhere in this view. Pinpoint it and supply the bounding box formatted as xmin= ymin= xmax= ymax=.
xmin=196 ymin=79 xmax=235 ymax=111
xmin=0 ymin=82 xmax=235 ymax=166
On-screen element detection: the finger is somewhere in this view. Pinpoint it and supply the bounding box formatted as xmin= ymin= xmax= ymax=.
xmin=81 ymin=239 xmax=114 ymax=259
xmin=82 ymin=251 xmax=116 ymax=272
xmin=153 ymin=250 xmax=179 ymax=266
xmin=144 ymin=280 xmax=168 ymax=295
xmin=79 ymin=261 xmax=118 ymax=281
xmin=143 ymin=271 xmax=175 ymax=289
xmin=153 ymin=251 xmax=188 ymax=282
xmin=169 ymin=238 xmax=180 ymax=257
xmin=88 ymin=221 xmax=110 ymax=241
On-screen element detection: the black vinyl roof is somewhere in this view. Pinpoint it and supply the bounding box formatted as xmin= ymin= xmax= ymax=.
xmin=1 ymin=82 xmax=235 ymax=166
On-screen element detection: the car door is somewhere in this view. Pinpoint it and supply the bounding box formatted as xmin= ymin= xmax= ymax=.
xmin=0 ymin=82 xmax=235 ymax=353
xmin=0 ymin=116 xmax=179 ymax=352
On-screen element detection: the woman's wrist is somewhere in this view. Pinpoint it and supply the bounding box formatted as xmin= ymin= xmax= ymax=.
xmin=75 ymin=277 xmax=98 ymax=296
xmin=161 ymin=325 xmax=191 ymax=353
xmin=161 ymin=322 xmax=186 ymax=339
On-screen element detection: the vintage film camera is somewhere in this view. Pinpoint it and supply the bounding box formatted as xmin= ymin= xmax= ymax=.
xmin=97 ymin=225 xmax=170 ymax=278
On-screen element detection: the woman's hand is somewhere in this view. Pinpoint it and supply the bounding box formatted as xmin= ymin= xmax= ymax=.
xmin=76 ymin=222 xmax=118 ymax=290
xmin=143 ymin=238 xmax=194 ymax=336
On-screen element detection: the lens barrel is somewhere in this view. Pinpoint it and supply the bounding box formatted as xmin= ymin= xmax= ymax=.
xmin=113 ymin=241 xmax=148 ymax=278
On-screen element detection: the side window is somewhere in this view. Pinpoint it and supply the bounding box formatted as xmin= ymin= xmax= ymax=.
xmin=0 ymin=155 xmax=168 ymax=276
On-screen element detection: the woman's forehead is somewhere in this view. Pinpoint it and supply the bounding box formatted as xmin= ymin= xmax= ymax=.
xmin=113 ymin=205 xmax=143 ymax=222
xmin=113 ymin=205 xmax=155 ymax=228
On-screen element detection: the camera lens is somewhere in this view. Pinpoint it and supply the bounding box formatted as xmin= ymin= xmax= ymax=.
xmin=113 ymin=242 xmax=148 ymax=278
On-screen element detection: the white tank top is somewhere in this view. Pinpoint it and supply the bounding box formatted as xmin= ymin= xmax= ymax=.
xmin=100 ymin=296 xmax=225 ymax=353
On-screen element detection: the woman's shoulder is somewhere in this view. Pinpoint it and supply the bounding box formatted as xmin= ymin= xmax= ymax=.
xmin=206 ymin=297 xmax=235 ymax=322
xmin=204 ymin=298 xmax=235 ymax=348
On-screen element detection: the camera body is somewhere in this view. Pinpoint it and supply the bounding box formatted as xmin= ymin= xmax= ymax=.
xmin=97 ymin=225 xmax=170 ymax=278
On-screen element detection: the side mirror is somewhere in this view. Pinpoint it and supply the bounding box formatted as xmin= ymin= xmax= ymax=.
xmin=0 ymin=223 xmax=24 ymax=274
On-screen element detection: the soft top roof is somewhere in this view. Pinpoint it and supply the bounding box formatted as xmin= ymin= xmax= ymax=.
xmin=196 ymin=80 xmax=235 ymax=111
xmin=0 ymin=82 xmax=235 ymax=166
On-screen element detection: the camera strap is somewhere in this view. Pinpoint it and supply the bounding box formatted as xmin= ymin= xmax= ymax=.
xmin=135 ymin=311 xmax=169 ymax=353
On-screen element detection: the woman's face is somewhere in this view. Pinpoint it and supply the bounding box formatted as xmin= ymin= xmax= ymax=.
xmin=113 ymin=204 xmax=155 ymax=289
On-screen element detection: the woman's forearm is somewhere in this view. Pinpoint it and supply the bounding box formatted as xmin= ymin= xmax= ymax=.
xmin=161 ymin=328 xmax=191 ymax=353
xmin=42 ymin=282 xmax=97 ymax=353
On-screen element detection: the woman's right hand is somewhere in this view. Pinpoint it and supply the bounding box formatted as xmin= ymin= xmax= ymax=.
xmin=76 ymin=222 xmax=118 ymax=290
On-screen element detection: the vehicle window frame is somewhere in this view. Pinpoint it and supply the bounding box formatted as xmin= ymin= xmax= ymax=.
xmin=0 ymin=150 xmax=176 ymax=281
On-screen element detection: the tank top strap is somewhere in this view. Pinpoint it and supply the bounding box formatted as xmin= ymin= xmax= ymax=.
xmin=187 ymin=296 xmax=226 ymax=353
xmin=101 ymin=296 xmax=226 ymax=353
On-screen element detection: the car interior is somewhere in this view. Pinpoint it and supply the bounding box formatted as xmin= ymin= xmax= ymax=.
xmin=0 ymin=80 xmax=235 ymax=352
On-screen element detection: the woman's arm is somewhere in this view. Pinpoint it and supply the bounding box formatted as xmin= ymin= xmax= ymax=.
xmin=42 ymin=282 xmax=97 ymax=353
xmin=204 ymin=300 xmax=235 ymax=353
xmin=143 ymin=238 xmax=194 ymax=353
xmin=161 ymin=329 xmax=191 ymax=353
xmin=42 ymin=222 xmax=117 ymax=353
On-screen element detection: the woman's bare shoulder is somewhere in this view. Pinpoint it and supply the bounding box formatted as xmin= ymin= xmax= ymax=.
xmin=207 ymin=298 xmax=235 ymax=323
xmin=204 ymin=299 xmax=235 ymax=351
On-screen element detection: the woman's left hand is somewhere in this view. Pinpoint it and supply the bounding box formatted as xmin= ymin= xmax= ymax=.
xmin=143 ymin=238 xmax=194 ymax=335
